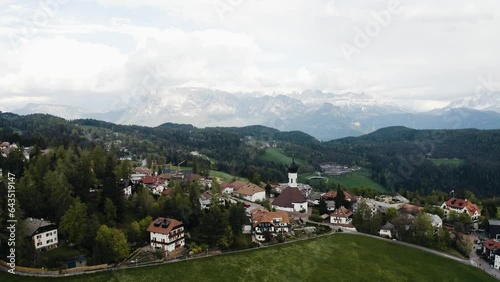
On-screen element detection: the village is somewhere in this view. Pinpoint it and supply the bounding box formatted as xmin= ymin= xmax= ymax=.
xmin=4 ymin=136 xmax=497 ymax=278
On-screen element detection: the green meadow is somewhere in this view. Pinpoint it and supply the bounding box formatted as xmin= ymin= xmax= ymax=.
xmin=3 ymin=234 xmax=493 ymax=282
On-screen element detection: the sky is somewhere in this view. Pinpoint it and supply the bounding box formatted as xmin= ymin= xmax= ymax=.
xmin=0 ymin=0 xmax=499 ymax=112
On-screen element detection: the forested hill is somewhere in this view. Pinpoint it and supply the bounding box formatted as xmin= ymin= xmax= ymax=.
xmin=324 ymin=126 xmax=500 ymax=197
xmin=1 ymin=113 xmax=500 ymax=197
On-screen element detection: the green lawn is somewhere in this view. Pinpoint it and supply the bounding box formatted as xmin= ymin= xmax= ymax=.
xmin=258 ymin=148 xmax=302 ymax=165
xmin=209 ymin=170 xmax=247 ymax=182
xmin=3 ymin=234 xmax=493 ymax=282
xmin=430 ymin=158 xmax=465 ymax=166
xmin=300 ymin=169 xmax=387 ymax=192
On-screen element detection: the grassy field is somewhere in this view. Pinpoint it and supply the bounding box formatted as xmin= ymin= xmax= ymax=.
xmin=329 ymin=169 xmax=386 ymax=192
xmin=3 ymin=234 xmax=493 ymax=282
xmin=258 ymin=148 xmax=302 ymax=166
xmin=430 ymin=158 xmax=465 ymax=166
xmin=209 ymin=170 xmax=247 ymax=182
xmin=299 ymin=169 xmax=387 ymax=192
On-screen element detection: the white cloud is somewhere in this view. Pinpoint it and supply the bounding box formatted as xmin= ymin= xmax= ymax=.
xmin=0 ymin=0 xmax=499 ymax=112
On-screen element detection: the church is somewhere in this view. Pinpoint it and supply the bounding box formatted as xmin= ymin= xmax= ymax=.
xmin=271 ymin=159 xmax=309 ymax=213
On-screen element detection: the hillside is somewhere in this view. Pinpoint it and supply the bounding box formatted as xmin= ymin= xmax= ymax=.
xmin=324 ymin=126 xmax=500 ymax=197
xmin=2 ymin=113 xmax=500 ymax=197
xmin=2 ymin=234 xmax=493 ymax=282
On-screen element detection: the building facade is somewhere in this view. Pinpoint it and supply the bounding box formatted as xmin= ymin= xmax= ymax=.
xmin=147 ymin=217 xmax=185 ymax=254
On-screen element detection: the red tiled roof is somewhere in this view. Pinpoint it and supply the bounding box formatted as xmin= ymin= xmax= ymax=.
xmin=141 ymin=175 xmax=155 ymax=184
xmin=272 ymin=187 xmax=306 ymax=208
xmin=331 ymin=206 xmax=352 ymax=218
xmin=231 ymin=181 xmax=248 ymax=190
xmin=483 ymin=239 xmax=500 ymax=251
xmin=161 ymin=189 xmax=174 ymax=197
xmin=322 ymin=190 xmax=356 ymax=201
xmin=234 ymin=183 xmax=264 ymax=196
xmin=251 ymin=208 xmax=290 ymax=227
xmin=146 ymin=217 xmax=183 ymax=235
xmin=443 ymin=198 xmax=479 ymax=217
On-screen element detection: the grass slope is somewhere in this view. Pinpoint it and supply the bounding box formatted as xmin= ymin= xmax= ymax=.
xmin=328 ymin=169 xmax=386 ymax=192
xmin=258 ymin=148 xmax=302 ymax=166
xmin=3 ymin=234 xmax=493 ymax=282
xmin=300 ymin=169 xmax=387 ymax=192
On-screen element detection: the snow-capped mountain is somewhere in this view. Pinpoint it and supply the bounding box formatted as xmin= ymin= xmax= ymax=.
xmin=13 ymin=88 xmax=500 ymax=141
xmin=444 ymin=91 xmax=500 ymax=113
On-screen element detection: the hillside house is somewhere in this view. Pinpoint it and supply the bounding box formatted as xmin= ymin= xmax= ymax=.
xmin=233 ymin=183 xmax=266 ymax=202
xmin=250 ymin=208 xmax=290 ymax=241
xmin=24 ymin=218 xmax=58 ymax=251
xmin=379 ymin=222 xmax=395 ymax=239
xmin=147 ymin=217 xmax=185 ymax=255
xmin=330 ymin=206 xmax=353 ymax=225
xmin=440 ymin=198 xmax=480 ymax=222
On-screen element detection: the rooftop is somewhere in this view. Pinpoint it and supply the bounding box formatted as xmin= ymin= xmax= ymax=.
xmin=272 ymin=187 xmax=307 ymax=208
xmin=146 ymin=217 xmax=183 ymax=235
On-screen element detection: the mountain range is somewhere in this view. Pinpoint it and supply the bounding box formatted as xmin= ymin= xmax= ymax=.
xmin=14 ymin=88 xmax=500 ymax=141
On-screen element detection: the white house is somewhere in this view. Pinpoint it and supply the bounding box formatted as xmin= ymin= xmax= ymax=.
xmin=24 ymin=218 xmax=58 ymax=251
xmin=200 ymin=190 xmax=212 ymax=209
xmin=330 ymin=206 xmax=353 ymax=225
xmin=147 ymin=217 xmax=185 ymax=255
xmin=379 ymin=222 xmax=395 ymax=239
xmin=426 ymin=213 xmax=443 ymax=228
xmin=233 ymin=183 xmax=266 ymax=202
xmin=440 ymin=198 xmax=480 ymax=222
xmin=251 ymin=208 xmax=290 ymax=241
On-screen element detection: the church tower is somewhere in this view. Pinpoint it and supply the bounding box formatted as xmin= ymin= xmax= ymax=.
xmin=288 ymin=158 xmax=299 ymax=188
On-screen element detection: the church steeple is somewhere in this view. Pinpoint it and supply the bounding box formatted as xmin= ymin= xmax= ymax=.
xmin=288 ymin=158 xmax=298 ymax=187
xmin=288 ymin=158 xmax=299 ymax=173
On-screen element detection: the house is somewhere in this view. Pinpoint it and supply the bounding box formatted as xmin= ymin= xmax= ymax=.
xmin=119 ymin=179 xmax=132 ymax=197
xmin=147 ymin=217 xmax=185 ymax=255
xmin=272 ymin=187 xmax=308 ymax=213
xmin=440 ymin=198 xmax=480 ymax=222
xmin=322 ymin=190 xmax=358 ymax=202
xmin=379 ymin=222 xmax=395 ymax=239
xmin=482 ymin=239 xmax=500 ymax=260
xmin=373 ymin=201 xmax=401 ymax=214
xmin=24 ymin=218 xmax=58 ymax=251
xmin=200 ymin=190 xmax=212 ymax=209
xmin=399 ymin=203 xmax=423 ymax=215
xmin=220 ymin=181 xmax=248 ymax=194
xmin=427 ymin=213 xmax=443 ymax=228
xmin=233 ymin=183 xmax=266 ymax=202
xmin=393 ymin=194 xmax=410 ymax=204
xmin=307 ymin=191 xmax=322 ymax=206
xmin=250 ymin=208 xmax=290 ymax=241
xmin=326 ymin=201 xmax=336 ymax=212
xmin=330 ymin=206 xmax=352 ymax=225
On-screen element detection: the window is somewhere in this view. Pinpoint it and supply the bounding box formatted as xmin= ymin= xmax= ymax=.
xmin=47 ymin=232 xmax=52 ymax=236
xmin=37 ymin=242 xmax=42 ymax=247
xmin=36 ymin=235 xmax=42 ymax=239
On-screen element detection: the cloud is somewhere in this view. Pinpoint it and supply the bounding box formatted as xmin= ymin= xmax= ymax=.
xmin=0 ymin=0 xmax=499 ymax=112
